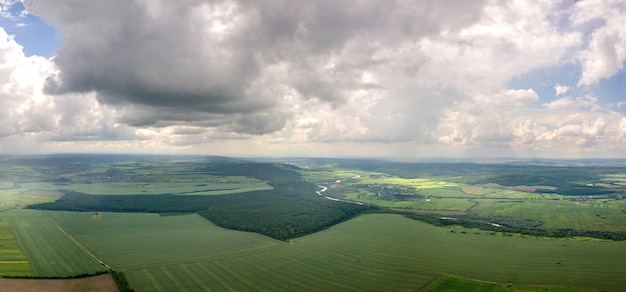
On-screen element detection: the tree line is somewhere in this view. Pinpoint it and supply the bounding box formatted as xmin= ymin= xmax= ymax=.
xmin=400 ymin=212 xmax=626 ymax=240
xmin=27 ymin=163 xmax=376 ymax=241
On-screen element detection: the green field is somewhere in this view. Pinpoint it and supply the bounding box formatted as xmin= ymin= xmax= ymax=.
xmin=4 ymin=156 xmax=626 ymax=291
xmin=0 ymin=219 xmax=33 ymax=276
xmin=36 ymin=211 xmax=626 ymax=291
xmin=0 ymin=180 xmax=271 ymax=199
xmin=303 ymin=165 xmax=626 ymax=233
xmin=3 ymin=210 xmax=107 ymax=277
xmin=421 ymin=275 xmax=581 ymax=292
xmin=471 ymin=198 xmax=626 ymax=231
xmin=0 ymin=183 xmax=62 ymax=211
xmin=59 ymin=182 xmax=272 ymax=196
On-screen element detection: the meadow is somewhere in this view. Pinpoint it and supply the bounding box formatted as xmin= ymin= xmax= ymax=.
xmin=30 ymin=211 xmax=626 ymax=291
xmin=302 ymin=162 xmax=626 ymax=233
xmin=0 ymin=183 xmax=62 ymax=211
xmin=56 ymin=181 xmax=271 ymax=196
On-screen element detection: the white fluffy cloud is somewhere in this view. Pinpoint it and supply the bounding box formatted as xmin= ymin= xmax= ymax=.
xmin=0 ymin=27 xmax=55 ymax=136
xmin=574 ymin=0 xmax=626 ymax=86
xmin=554 ymin=84 xmax=570 ymax=96
xmin=437 ymin=89 xmax=539 ymax=145
xmin=0 ymin=0 xmax=623 ymax=157
xmin=438 ymin=87 xmax=626 ymax=155
xmin=0 ymin=27 xmax=136 ymax=152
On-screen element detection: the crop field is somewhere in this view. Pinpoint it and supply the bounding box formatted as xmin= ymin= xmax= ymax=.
xmin=34 ymin=211 xmax=626 ymax=291
xmin=3 ymin=210 xmax=107 ymax=277
xmin=58 ymin=182 xmax=272 ymax=196
xmin=353 ymin=197 xmax=477 ymax=211
xmin=471 ymin=198 xmax=626 ymax=231
xmin=0 ymin=180 xmax=270 ymax=199
xmin=302 ymin=164 xmax=626 ymax=233
xmin=470 ymin=187 xmax=545 ymax=199
xmin=42 ymin=211 xmax=285 ymax=271
xmin=3 ymin=156 xmax=626 ymax=291
xmin=0 ymin=181 xmax=16 ymax=189
xmin=0 ymin=219 xmax=33 ymax=276
xmin=0 ymin=183 xmax=62 ymax=211
xmin=420 ymin=275 xmax=580 ymax=292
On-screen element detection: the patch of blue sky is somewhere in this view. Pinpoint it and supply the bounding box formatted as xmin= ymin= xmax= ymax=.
xmin=507 ymin=63 xmax=582 ymax=103
xmin=0 ymin=1 xmax=58 ymax=57
xmin=592 ymin=68 xmax=626 ymax=113
xmin=509 ymin=61 xmax=626 ymax=113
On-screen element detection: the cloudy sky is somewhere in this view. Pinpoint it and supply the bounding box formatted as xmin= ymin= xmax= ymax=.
xmin=1 ymin=0 xmax=625 ymax=158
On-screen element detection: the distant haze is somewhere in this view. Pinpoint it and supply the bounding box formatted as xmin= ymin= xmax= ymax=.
xmin=0 ymin=1 xmax=625 ymax=158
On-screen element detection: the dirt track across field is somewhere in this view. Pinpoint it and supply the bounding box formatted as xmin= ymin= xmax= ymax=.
xmin=0 ymin=273 xmax=118 ymax=292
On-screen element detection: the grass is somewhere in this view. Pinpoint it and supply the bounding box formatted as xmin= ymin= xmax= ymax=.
xmin=421 ymin=275 xmax=582 ymax=292
xmin=422 ymin=187 xmax=472 ymax=198
xmin=0 ymin=183 xmax=62 ymax=211
xmin=0 ymin=179 xmax=272 ymax=198
xmin=3 ymin=158 xmax=626 ymax=290
xmin=42 ymin=211 xmax=285 ymax=271
xmin=334 ymin=193 xmax=476 ymax=211
xmin=477 ymin=188 xmax=544 ymax=199
xmin=34 ymin=211 xmax=626 ymax=291
xmin=0 ymin=181 xmax=16 ymax=189
xmin=309 ymin=168 xmax=626 ymax=232
xmin=4 ymin=211 xmax=107 ymax=277
xmin=59 ymin=182 xmax=272 ymax=196
xmin=471 ymin=198 xmax=626 ymax=231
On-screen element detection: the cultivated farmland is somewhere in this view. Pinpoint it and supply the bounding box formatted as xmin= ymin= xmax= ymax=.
xmin=0 ymin=219 xmax=33 ymax=276
xmin=420 ymin=275 xmax=581 ymax=292
xmin=4 ymin=210 xmax=107 ymax=277
xmin=3 ymin=155 xmax=626 ymax=291
xmin=57 ymin=180 xmax=272 ymax=196
xmin=40 ymin=211 xmax=626 ymax=291
xmin=302 ymin=160 xmax=626 ymax=234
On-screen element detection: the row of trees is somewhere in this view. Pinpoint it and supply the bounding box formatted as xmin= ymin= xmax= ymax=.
xmin=401 ymin=213 xmax=626 ymax=240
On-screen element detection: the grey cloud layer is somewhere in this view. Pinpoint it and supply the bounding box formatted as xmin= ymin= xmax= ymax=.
xmin=12 ymin=0 xmax=626 ymax=156
xmin=28 ymin=0 xmax=485 ymax=137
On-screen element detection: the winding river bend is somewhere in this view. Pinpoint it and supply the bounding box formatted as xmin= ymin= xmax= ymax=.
xmin=316 ymin=185 xmax=364 ymax=205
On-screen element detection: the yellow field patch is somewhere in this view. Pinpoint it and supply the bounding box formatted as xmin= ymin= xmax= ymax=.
xmin=461 ymin=185 xmax=484 ymax=195
xmin=0 ymin=219 xmax=34 ymax=276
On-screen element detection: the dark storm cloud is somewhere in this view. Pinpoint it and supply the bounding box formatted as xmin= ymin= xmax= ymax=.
xmin=32 ymin=0 xmax=262 ymax=111
xmin=115 ymin=104 xmax=289 ymax=135
xmin=26 ymin=0 xmax=486 ymax=136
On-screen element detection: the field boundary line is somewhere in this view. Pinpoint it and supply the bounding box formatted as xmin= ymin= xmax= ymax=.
xmin=417 ymin=274 xmax=444 ymax=292
xmin=40 ymin=212 xmax=113 ymax=271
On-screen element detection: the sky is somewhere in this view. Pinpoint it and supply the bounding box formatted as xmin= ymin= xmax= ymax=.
xmin=1 ymin=0 xmax=626 ymax=159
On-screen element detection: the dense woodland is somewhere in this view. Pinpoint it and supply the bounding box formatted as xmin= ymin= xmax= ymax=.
xmin=28 ymin=163 xmax=374 ymax=240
